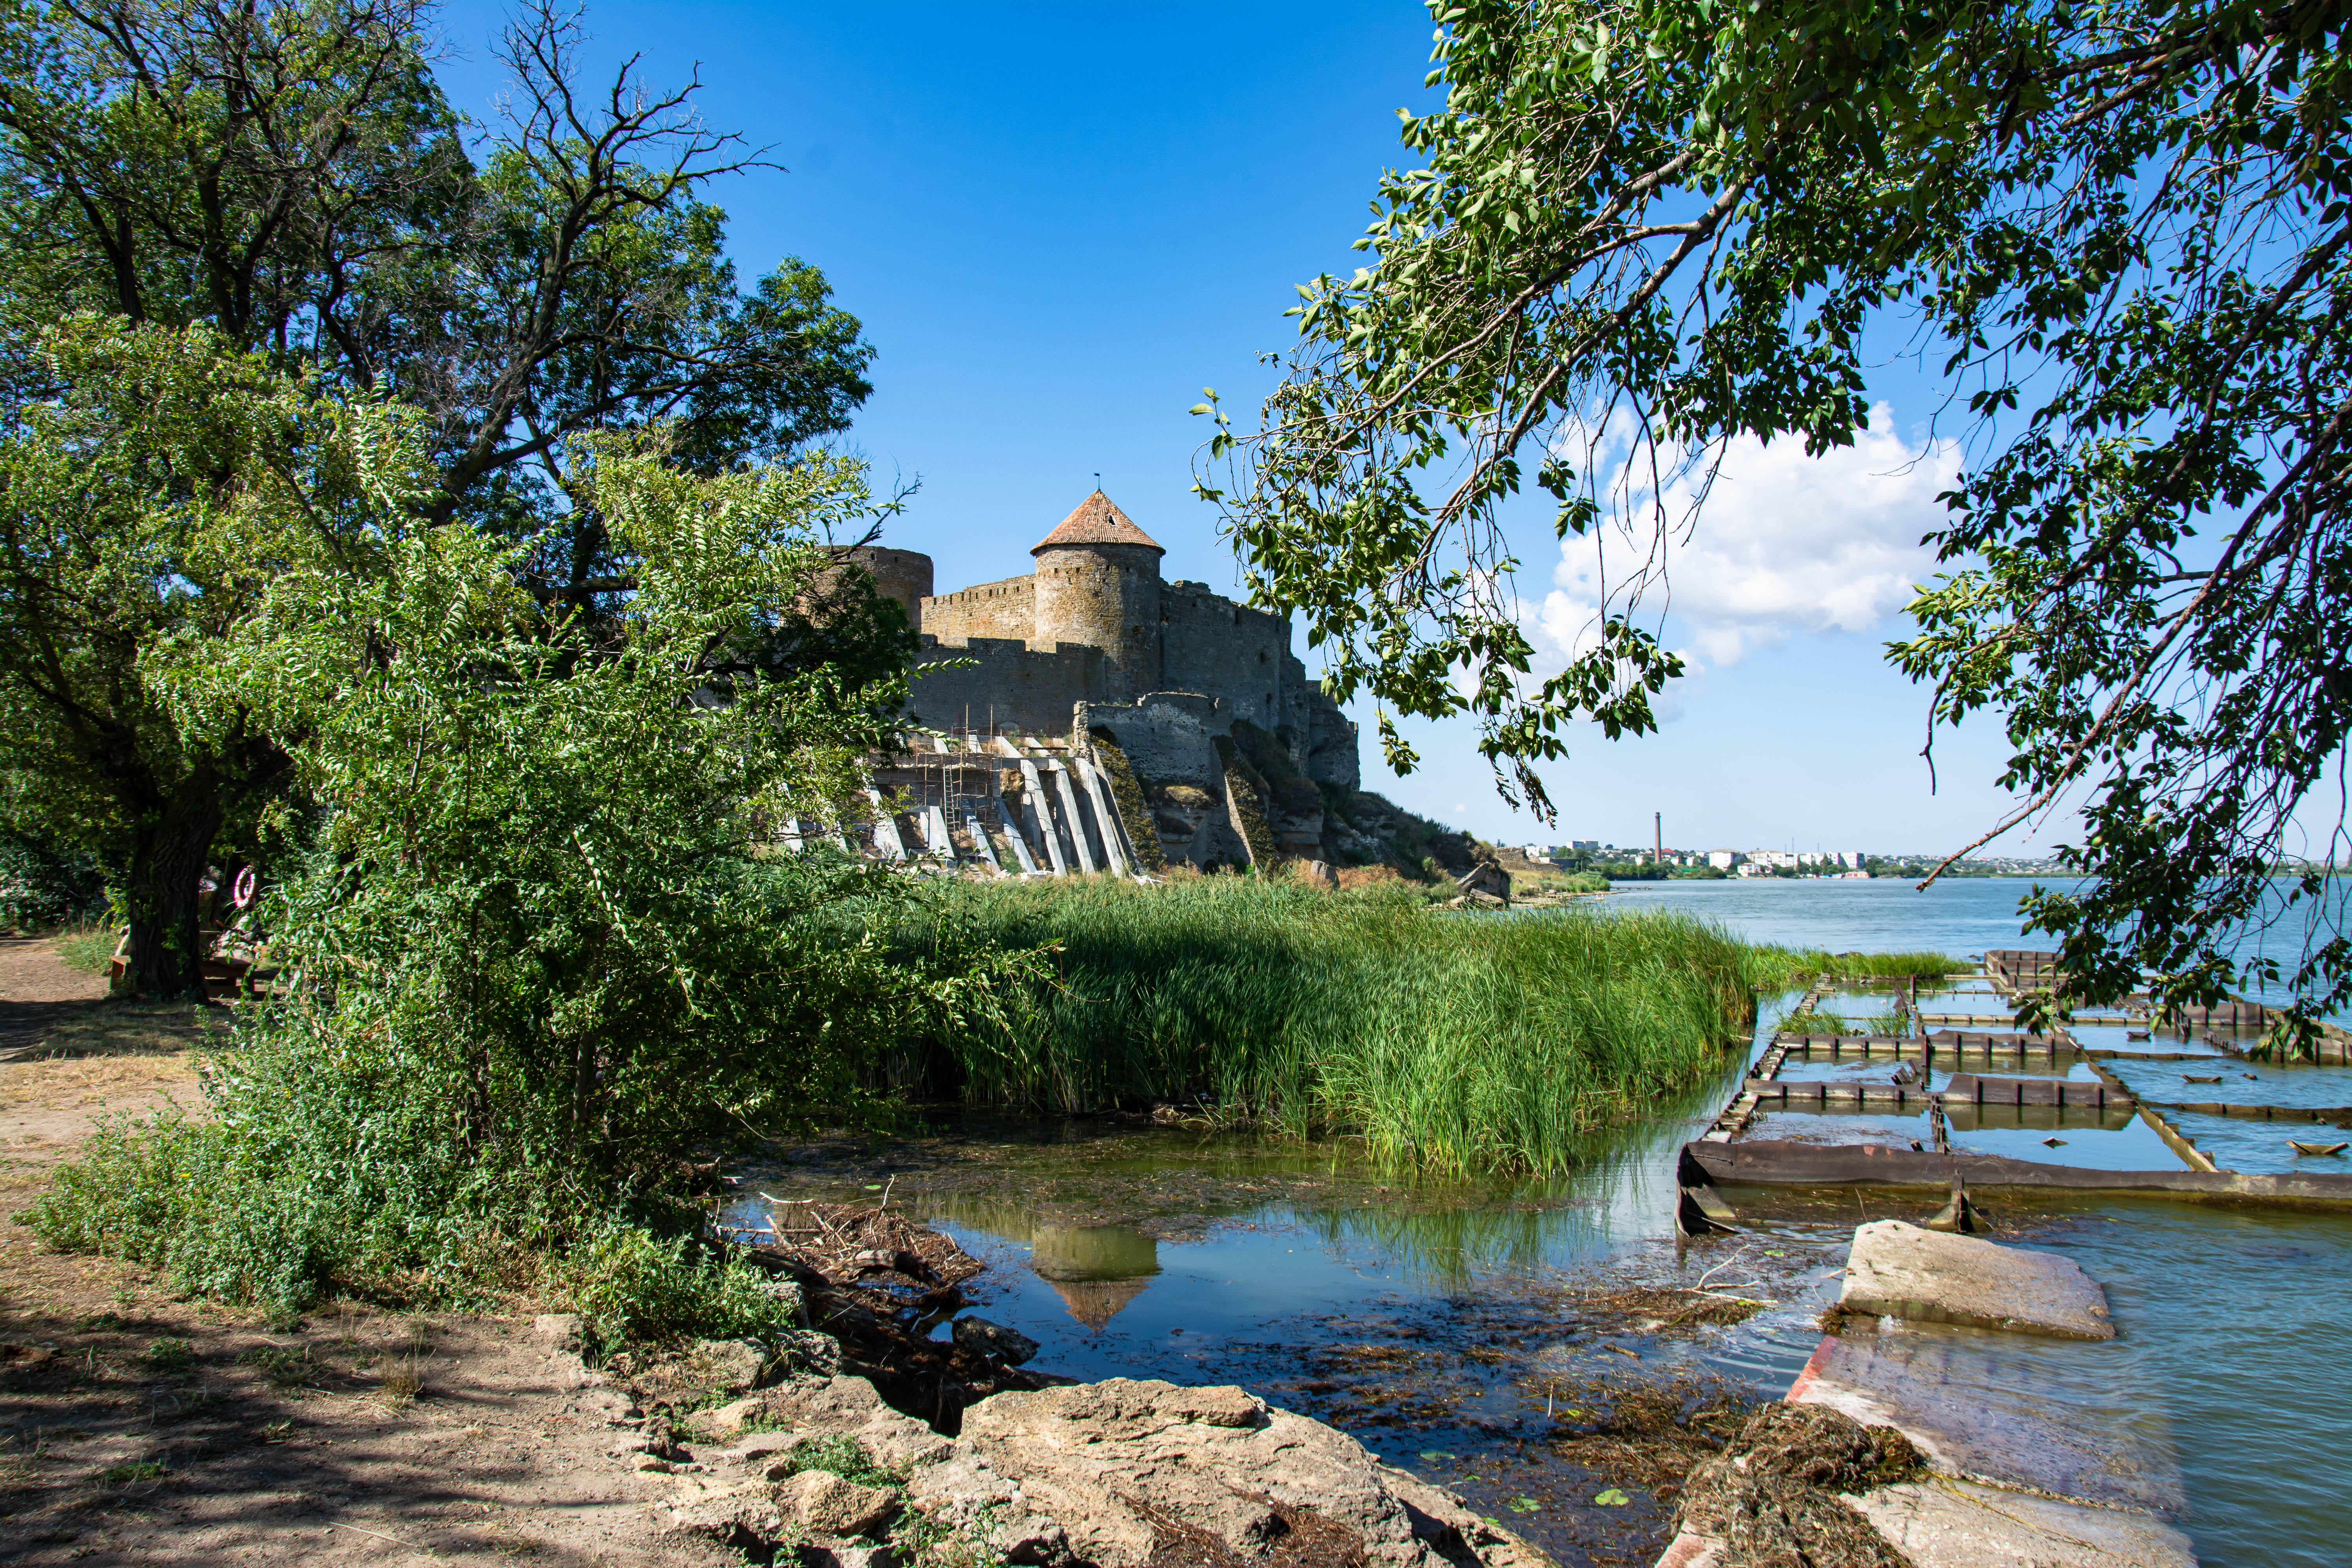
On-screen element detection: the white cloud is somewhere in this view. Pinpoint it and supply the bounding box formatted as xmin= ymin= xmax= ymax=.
xmin=1534 ymin=406 xmax=1959 ymax=670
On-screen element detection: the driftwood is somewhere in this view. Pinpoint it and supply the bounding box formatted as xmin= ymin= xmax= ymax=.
xmin=727 ymin=1201 xmax=1066 ymax=1432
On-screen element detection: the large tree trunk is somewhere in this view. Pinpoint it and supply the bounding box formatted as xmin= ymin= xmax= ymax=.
xmin=122 ymin=778 xmax=227 ymax=1000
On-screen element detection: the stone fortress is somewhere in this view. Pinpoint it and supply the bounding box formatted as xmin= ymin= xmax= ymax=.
xmin=818 ymin=491 xmax=1477 ymax=880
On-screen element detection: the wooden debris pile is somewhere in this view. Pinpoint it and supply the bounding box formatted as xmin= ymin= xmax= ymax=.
xmin=732 ymin=1199 xmax=1063 ymax=1433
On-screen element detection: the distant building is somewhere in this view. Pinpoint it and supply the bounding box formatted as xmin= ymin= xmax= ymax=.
xmin=1707 ymin=849 xmax=1738 ymax=869
xmin=1570 ymin=839 xmax=1599 ymax=853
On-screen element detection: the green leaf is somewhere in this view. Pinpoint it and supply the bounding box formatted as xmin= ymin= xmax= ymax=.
xmin=1592 ymin=1489 xmax=1631 ymax=1507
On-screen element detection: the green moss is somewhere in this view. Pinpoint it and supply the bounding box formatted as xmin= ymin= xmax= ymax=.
xmin=1085 ymin=731 xmax=1168 ymax=874
xmin=1212 ymin=737 xmax=1278 ymax=867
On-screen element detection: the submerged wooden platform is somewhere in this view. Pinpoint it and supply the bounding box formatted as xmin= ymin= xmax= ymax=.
xmin=1681 ymin=1139 xmax=2352 ymax=1208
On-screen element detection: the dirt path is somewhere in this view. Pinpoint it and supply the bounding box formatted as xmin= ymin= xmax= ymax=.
xmin=0 ymin=936 xmax=112 ymax=1061
xmin=0 ymin=1037 xmax=728 ymax=1565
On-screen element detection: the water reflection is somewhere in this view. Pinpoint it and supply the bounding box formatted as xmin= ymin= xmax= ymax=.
xmin=898 ymin=1196 xmax=1166 ymax=1329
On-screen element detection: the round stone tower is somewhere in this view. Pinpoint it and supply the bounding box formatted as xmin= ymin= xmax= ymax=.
xmin=818 ymin=544 xmax=933 ymax=630
xmin=1030 ymin=491 xmax=1164 ymax=699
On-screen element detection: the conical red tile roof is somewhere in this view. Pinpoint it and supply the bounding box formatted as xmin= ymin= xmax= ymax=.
xmin=1031 ymin=490 xmax=1164 ymax=555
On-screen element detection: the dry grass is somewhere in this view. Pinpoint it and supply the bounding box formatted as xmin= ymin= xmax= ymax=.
xmin=380 ymin=1356 xmax=423 ymax=1409
xmin=1565 ymin=1286 xmax=1773 ymax=1330
xmin=1540 ymin=1374 xmax=1762 ymax=1503
xmin=0 ymin=1050 xmax=204 ymax=1116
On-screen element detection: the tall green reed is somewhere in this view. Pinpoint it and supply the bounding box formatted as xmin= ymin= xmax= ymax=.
xmin=896 ymin=878 xmax=1762 ymax=1174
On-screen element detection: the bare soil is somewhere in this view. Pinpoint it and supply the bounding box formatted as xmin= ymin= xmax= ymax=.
xmin=0 ymin=937 xmax=728 ymax=1567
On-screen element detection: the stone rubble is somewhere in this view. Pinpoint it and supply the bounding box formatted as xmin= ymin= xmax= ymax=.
xmin=603 ymin=1356 xmax=1555 ymax=1568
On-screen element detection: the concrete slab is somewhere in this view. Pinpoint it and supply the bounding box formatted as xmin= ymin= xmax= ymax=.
xmin=1842 ymin=1219 xmax=2114 ymax=1339
xmin=1788 ymin=1333 xmax=2181 ymax=1516
xmin=1849 ymin=1478 xmax=2197 ymax=1567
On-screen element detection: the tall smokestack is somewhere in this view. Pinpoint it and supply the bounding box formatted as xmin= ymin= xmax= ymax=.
xmin=1655 ymin=811 xmax=1663 ymax=866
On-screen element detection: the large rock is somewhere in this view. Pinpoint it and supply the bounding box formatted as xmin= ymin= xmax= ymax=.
xmin=710 ymin=1374 xmax=956 ymax=1472
xmin=663 ymin=1368 xmax=1548 ymax=1568
xmin=1840 ymin=1220 xmax=2114 ymax=1339
xmin=951 ymin=1316 xmax=1041 ymax=1365
xmin=917 ymin=1377 xmax=1549 ymax=1568
xmin=694 ymin=1337 xmax=777 ymax=1394
xmin=786 ymin=1470 xmax=902 ymax=1537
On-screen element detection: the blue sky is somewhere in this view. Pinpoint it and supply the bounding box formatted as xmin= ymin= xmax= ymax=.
xmin=431 ymin=1 xmax=2060 ymax=858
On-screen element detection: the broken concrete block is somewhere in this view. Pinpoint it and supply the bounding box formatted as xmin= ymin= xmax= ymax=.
xmin=1848 ymin=1478 xmax=2196 ymax=1566
xmin=1840 ymin=1221 xmax=2113 ymax=1340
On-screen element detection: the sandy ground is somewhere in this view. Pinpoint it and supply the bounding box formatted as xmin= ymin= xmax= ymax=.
xmin=0 ymin=936 xmax=728 ymax=1567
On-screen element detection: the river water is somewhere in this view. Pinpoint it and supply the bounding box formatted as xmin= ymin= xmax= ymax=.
xmin=729 ymin=882 xmax=2351 ymax=1568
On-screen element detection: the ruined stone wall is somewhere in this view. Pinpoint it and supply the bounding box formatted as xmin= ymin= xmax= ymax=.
xmin=1159 ymin=581 xmax=1292 ymax=733
xmin=909 ymin=635 xmax=1102 ymax=737
xmin=919 ymin=574 xmax=1036 ymax=644
xmin=1075 ymin=693 xmax=1227 ymax=790
xmin=1034 ymin=544 xmax=1162 ymax=700
xmin=1301 ymin=680 xmax=1360 ymax=792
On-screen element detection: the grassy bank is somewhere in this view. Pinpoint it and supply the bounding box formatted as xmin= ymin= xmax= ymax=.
xmin=898 ymin=877 xmax=1769 ymax=1174
xmin=1800 ymin=949 xmax=1969 ymax=978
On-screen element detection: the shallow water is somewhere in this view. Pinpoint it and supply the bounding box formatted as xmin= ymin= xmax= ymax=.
xmin=720 ymin=919 xmax=2347 ymax=1563
xmin=727 ymin=1091 xmax=1831 ymax=1568
xmin=2073 ymin=1020 xmax=2229 ymax=1056
xmin=2105 ymin=1056 xmax=2352 ymax=1112
xmin=2165 ymin=1110 xmax=2352 ymax=1174
xmin=726 ymin=1100 xmax=2348 ymax=1565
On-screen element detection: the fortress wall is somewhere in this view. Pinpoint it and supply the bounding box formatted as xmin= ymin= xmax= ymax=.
xmin=1076 ymin=693 xmax=1227 ymax=790
xmin=920 ymin=574 xmax=1035 ymax=643
xmin=1161 ymin=583 xmax=1292 ymax=733
xmin=909 ymin=634 xmax=1102 ymax=736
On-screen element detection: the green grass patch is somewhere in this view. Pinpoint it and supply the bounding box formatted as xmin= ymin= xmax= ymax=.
xmin=52 ymin=925 xmax=118 ymax=976
xmin=896 ymin=877 xmax=1766 ymax=1174
xmin=142 ymin=1338 xmax=196 ymax=1373
xmin=1757 ymin=948 xmax=1970 ymax=982
xmin=766 ymin=1433 xmax=902 ymax=1487
xmin=96 ymin=1460 xmax=167 ymax=1485
xmin=1775 ymin=1009 xmax=1904 ymax=1038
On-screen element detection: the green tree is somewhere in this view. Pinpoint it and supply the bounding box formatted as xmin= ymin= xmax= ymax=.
xmin=0 ymin=320 xmax=407 ymax=992
xmin=1199 ymin=0 xmax=2351 ymax=1035
xmin=0 ymin=0 xmax=882 ymax=992
xmin=30 ymin=380 xmax=1035 ymax=1327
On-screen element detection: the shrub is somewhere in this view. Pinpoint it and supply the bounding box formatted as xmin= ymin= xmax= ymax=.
xmin=0 ymin=831 xmax=107 ymax=931
xmin=29 ymin=434 xmax=1041 ymax=1335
